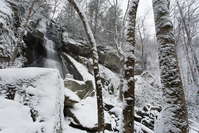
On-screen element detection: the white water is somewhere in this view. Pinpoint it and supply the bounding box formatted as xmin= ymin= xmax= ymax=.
xmin=36 ymin=19 xmax=63 ymax=78
xmin=44 ymin=38 xmax=63 ymax=77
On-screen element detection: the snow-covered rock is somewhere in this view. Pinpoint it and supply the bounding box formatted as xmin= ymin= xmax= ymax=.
xmin=141 ymin=71 xmax=159 ymax=88
xmin=64 ymin=78 xmax=95 ymax=99
xmin=64 ymin=88 xmax=80 ymax=107
xmin=135 ymin=74 xmax=162 ymax=107
xmin=0 ymin=68 xmax=64 ymax=133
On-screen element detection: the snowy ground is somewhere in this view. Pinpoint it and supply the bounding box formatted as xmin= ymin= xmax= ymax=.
xmin=0 ymin=68 xmax=64 ymax=133
xmin=0 ymin=62 xmax=199 ymax=132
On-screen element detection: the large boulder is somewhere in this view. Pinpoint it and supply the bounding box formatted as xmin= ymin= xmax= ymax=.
xmin=103 ymin=52 xmax=121 ymax=73
xmin=64 ymin=88 xmax=80 ymax=107
xmin=0 ymin=68 xmax=64 ymax=133
xmin=64 ymin=78 xmax=95 ymax=99
xmin=64 ymin=97 xmax=113 ymax=132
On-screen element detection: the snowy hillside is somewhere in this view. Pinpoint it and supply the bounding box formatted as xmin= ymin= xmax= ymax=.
xmin=1 ymin=0 xmax=199 ymax=132
xmin=0 ymin=61 xmax=199 ymax=132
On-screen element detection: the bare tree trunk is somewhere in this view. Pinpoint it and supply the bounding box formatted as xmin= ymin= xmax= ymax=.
xmin=94 ymin=0 xmax=99 ymax=37
xmin=176 ymin=0 xmax=199 ymax=92
xmin=9 ymin=0 xmax=36 ymax=66
xmin=52 ymin=0 xmax=60 ymax=19
xmin=153 ymin=0 xmax=188 ymax=132
xmin=121 ymin=0 xmax=139 ymax=133
xmin=138 ymin=28 xmax=145 ymax=71
xmin=118 ymin=0 xmax=130 ymax=102
xmin=67 ymin=0 xmax=104 ymax=133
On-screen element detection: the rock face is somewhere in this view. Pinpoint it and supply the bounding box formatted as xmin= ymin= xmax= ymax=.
xmin=100 ymin=50 xmax=121 ymax=74
xmin=0 ymin=68 xmax=64 ymax=133
xmin=61 ymin=34 xmax=122 ymax=74
xmin=21 ymin=20 xmax=84 ymax=80
xmin=62 ymin=37 xmax=92 ymax=58
xmin=64 ymin=78 xmax=95 ymax=99
xmin=0 ymin=1 xmax=16 ymax=68
xmin=23 ymin=29 xmax=46 ymax=67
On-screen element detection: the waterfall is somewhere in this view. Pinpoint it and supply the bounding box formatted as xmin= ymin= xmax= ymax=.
xmin=36 ymin=20 xmax=63 ymax=78
xmin=44 ymin=38 xmax=63 ymax=77
xmin=34 ymin=19 xmax=83 ymax=80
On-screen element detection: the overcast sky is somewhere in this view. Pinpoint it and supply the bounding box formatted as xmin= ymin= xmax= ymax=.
xmin=120 ymin=0 xmax=156 ymax=37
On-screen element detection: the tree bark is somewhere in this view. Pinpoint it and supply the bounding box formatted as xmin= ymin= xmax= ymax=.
xmin=153 ymin=0 xmax=188 ymax=132
xmin=9 ymin=0 xmax=36 ymax=66
xmin=121 ymin=0 xmax=139 ymax=133
xmin=67 ymin=0 xmax=104 ymax=133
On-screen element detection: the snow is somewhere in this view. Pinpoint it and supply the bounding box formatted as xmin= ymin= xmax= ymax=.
xmin=63 ymin=118 xmax=87 ymax=133
xmin=0 ymin=98 xmax=43 ymax=133
xmin=99 ymin=65 xmax=120 ymax=90
xmin=62 ymin=32 xmax=68 ymax=42
xmin=0 ymin=66 xmax=198 ymax=132
xmin=65 ymin=88 xmax=80 ymax=102
xmin=70 ymin=97 xmax=98 ymax=128
xmin=0 ymin=0 xmax=12 ymax=16
xmin=0 ymin=68 xmax=64 ymax=133
xmin=36 ymin=19 xmax=46 ymax=34
xmin=66 ymin=54 xmax=95 ymax=87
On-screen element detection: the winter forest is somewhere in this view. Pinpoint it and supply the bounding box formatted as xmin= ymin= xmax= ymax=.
xmin=0 ymin=0 xmax=199 ymax=132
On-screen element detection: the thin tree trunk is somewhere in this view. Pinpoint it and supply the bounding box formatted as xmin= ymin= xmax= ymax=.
xmin=138 ymin=28 xmax=145 ymax=71
xmin=153 ymin=0 xmax=188 ymax=132
xmin=118 ymin=0 xmax=130 ymax=102
xmin=94 ymin=0 xmax=99 ymax=37
xmin=67 ymin=0 xmax=104 ymax=133
xmin=9 ymin=0 xmax=36 ymax=66
xmin=121 ymin=0 xmax=139 ymax=133
xmin=176 ymin=0 xmax=199 ymax=92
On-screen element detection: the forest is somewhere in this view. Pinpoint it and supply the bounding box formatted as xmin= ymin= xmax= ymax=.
xmin=0 ymin=0 xmax=199 ymax=133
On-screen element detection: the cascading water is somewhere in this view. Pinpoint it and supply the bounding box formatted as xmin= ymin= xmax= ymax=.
xmin=44 ymin=38 xmax=63 ymax=77
xmin=36 ymin=20 xmax=64 ymax=78
xmin=34 ymin=19 xmax=83 ymax=80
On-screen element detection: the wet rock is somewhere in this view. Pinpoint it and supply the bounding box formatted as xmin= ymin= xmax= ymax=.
xmin=23 ymin=29 xmax=46 ymax=67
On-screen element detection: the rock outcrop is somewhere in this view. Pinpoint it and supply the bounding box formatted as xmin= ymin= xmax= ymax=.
xmin=0 ymin=68 xmax=64 ymax=133
xmin=23 ymin=29 xmax=46 ymax=67
xmin=64 ymin=78 xmax=95 ymax=99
